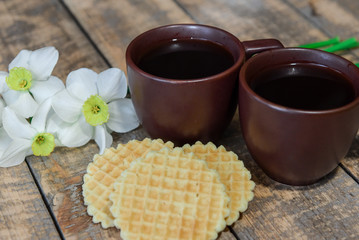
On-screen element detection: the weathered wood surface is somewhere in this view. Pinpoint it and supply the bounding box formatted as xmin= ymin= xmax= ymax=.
xmin=62 ymin=0 xmax=195 ymax=71
xmin=0 ymin=0 xmax=359 ymax=239
xmin=0 ymin=164 xmax=59 ymax=239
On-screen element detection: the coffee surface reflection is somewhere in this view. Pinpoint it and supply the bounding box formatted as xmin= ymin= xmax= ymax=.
xmin=252 ymin=63 xmax=355 ymax=111
xmin=138 ymin=39 xmax=234 ymax=79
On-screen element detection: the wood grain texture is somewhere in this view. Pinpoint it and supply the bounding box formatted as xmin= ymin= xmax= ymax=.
xmin=0 ymin=164 xmax=59 ymax=239
xmin=175 ymin=0 xmax=327 ymax=46
xmin=0 ymin=0 xmax=115 ymax=239
xmin=63 ymin=0 xmax=195 ymax=71
xmin=0 ymin=0 xmax=108 ymax=80
xmin=0 ymin=0 xmax=83 ymax=238
xmin=234 ymin=167 xmax=359 ymax=239
xmin=286 ymin=0 xmax=359 ymax=40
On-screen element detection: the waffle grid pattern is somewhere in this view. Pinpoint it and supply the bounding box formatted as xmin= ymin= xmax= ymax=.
xmin=182 ymin=141 xmax=255 ymax=225
xmin=110 ymin=147 xmax=230 ymax=240
xmin=82 ymin=138 xmax=174 ymax=228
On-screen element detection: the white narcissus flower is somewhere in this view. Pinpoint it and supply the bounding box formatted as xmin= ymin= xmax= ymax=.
xmin=0 ymin=99 xmax=58 ymax=167
xmin=0 ymin=98 xmax=12 ymax=161
xmin=52 ymin=68 xmax=139 ymax=154
xmin=0 ymin=46 xmax=65 ymax=118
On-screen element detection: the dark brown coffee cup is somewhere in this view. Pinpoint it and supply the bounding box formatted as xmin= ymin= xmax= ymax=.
xmin=239 ymin=48 xmax=359 ymax=185
xmin=126 ymin=24 xmax=283 ymax=145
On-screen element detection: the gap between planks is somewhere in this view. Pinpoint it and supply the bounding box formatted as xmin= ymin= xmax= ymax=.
xmin=26 ymin=159 xmax=66 ymax=240
xmin=58 ymin=0 xmax=112 ymax=68
xmin=339 ymin=162 xmax=359 ymax=184
xmin=282 ymin=0 xmax=359 ymax=59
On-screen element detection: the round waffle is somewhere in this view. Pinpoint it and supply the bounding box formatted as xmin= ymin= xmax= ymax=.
xmin=182 ymin=141 xmax=255 ymax=225
xmin=82 ymin=138 xmax=174 ymax=228
xmin=109 ymin=147 xmax=230 ymax=240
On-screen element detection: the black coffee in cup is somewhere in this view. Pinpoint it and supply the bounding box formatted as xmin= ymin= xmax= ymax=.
xmin=138 ymin=39 xmax=234 ymax=79
xmin=251 ymin=63 xmax=355 ymax=111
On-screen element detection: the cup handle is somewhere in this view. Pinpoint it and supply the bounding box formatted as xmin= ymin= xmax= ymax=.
xmin=242 ymin=39 xmax=284 ymax=59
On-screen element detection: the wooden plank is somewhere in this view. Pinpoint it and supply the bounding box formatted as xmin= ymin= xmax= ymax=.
xmin=0 ymin=0 xmax=84 ymax=238
xmin=0 ymin=164 xmax=60 ymax=239
xmin=344 ymin=137 xmax=359 ymax=182
xmin=63 ymin=0 xmax=195 ymax=71
xmin=285 ymin=0 xmax=359 ymax=41
xmin=233 ymin=163 xmax=359 ymax=239
xmin=0 ymin=0 xmax=112 ymax=239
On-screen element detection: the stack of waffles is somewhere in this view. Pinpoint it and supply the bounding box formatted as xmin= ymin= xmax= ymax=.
xmin=82 ymin=138 xmax=255 ymax=240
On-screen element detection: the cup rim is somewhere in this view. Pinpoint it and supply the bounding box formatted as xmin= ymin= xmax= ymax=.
xmin=239 ymin=47 xmax=359 ymax=114
xmin=126 ymin=23 xmax=245 ymax=84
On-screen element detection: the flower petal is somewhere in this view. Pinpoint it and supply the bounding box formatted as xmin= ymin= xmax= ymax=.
xmin=56 ymin=115 xmax=93 ymax=148
xmin=52 ymin=89 xmax=82 ymax=123
xmin=28 ymin=46 xmax=59 ymax=80
xmin=45 ymin=111 xmax=66 ymax=147
xmin=31 ymin=99 xmax=52 ymax=132
xmin=94 ymin=125 xmax=113 ymax=154
xmin=46 ymin=110 xmax=61 ymax=133
xmin=97 ymin=68 xmax=128 ymax=102
xmin=8 ymin=49 xmax=31 ymax=70
xmin=2 ymin=90 xmax=38 ymax=118
xmin=2 ymin=107 xmax=37 ymax=140
xmin=0 ymin=127 xmax=11 ymax=152
xmin=0 ymin=71 xmax=9 ymax=93
xmin=0 ymin=98 xmax=5 ymax=126
xmin=106 ymin=98 xmax=139 ymax=133
xmin=30 ymin=76 xmax=65 ymax=104
xmin=66 ymin=68 xmax=98 ymax=101
xmin=0 ymin=138 xmax=32 ymax=167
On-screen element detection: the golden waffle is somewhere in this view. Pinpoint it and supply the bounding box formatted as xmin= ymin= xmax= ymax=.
xmin=82 ymin=138 xmax=174 ymax=228
xmin=182 ymin=142 xmax=255 ymax=225
xmin=110 ymin=147 xmax=230 ymax=240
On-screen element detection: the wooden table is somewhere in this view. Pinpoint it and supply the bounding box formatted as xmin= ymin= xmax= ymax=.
xmin=1 ymin=0 xmax=359 ymax=239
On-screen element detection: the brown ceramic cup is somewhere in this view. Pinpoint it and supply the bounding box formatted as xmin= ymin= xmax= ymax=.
xmin=239 ymin=47 xmax=359 ymax=185
xmin=126 ymin=24 xmax=283 ymax=145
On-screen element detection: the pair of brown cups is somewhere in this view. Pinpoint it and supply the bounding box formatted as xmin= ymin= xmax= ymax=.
xmin=126 ymin=24 xmax=359 ymax=186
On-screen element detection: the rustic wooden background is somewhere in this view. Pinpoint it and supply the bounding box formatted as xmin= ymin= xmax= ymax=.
xmin=0 ymin=0 xmax=358 ymax=239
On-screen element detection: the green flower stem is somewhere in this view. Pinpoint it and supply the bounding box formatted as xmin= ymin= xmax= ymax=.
xmin=323 ymin=37 xmax=359 ymax=52
xmin=297 ymin=36 xmax=340 ymax=49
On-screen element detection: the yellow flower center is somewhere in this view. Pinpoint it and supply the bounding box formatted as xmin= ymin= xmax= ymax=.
xmin=6 ymin=67 xmax=32 ymax=91
xmin=32 ymin=133 xmax=55 ymax=156
xmin=92 ymin=105 xmax=101 ymax=114
xmin=82 ymin=95 xmax=109 ymax=126
xmin=36 ymin=135 xmax=45 ymax=145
